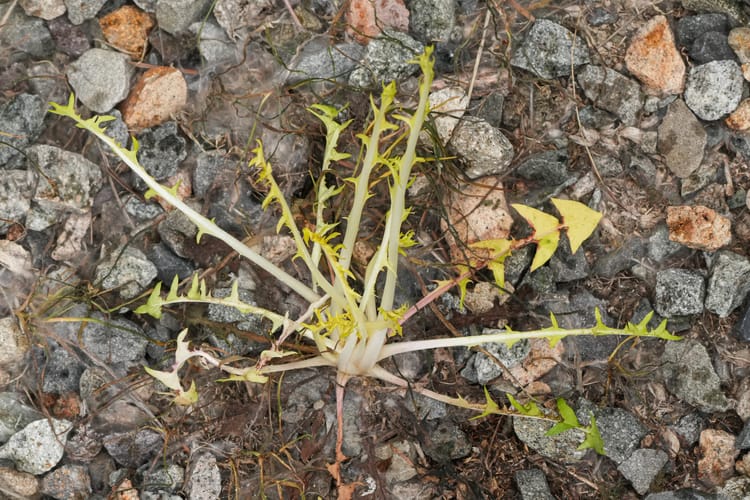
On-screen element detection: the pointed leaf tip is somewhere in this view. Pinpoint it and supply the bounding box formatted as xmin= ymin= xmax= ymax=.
xmin=551 ymin=198 xmax=602 ymax=254
xmin=511 ymin=204 xmax=561 ymax=271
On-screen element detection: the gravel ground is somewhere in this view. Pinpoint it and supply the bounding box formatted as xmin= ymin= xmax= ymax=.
xmin=1 ymin=0 xmax=750 ymax=498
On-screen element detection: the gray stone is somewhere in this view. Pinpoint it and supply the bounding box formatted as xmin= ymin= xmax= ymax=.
xmin=684 ymin=60 xmax=743 ymax=120
xmin=41 ymin=464 xmax=92 ymax=499
xmin=550 ymin=245 xmax=590 ymax=282
xmin=578 ymin=105 xmax=617 ymax=129
xmin=0 ymin=94 xmax=47 ymax=167
xmin=460 ymin=335 xmax=530 ymax=385
xmin=681 ymin=162 xmax=718 ymax=197
xmin=654 ymin=269 xmax=705 ymax=317
xmin=516 ymin=149 xmax=570 ymax=186
xmin=617 ymin=448 xmax=669 ymax=495
xmin=94 ymin=245 xmax=158 ymax=300
xmin=41 ymin=342 xmax=85 ymax=394
xmin=594 ymin=155 xmax=623 ymax=177
xmin=627 ymin=152 xmax=657 ymax=186
xmin=408 ymin=0 xmax=455 ymax=42
xmin=186 ymin=453 xmax=221 ymax=500
xmin=191 ymin=19 xmax=239 ymax=68
xmin=389 ymin=480 xmax=437 ymax=499
xmin=281 ymin=370 xmax=330 ymax=425
xmin=157 ymin=205 xmax=198 ymax=258
xmin=101 ymin=109 xmax=130 ymax=150
xmin=212 ymin=0 xmax=275 ymax=37
xmin=523 ymin=266 xmax=556 ymax=294
xmin=648 ymin=224 xmax=684 ymax=261
xmin=147 ymin=243 xmax=196 ymax=284
xmin=705 ymin=250 xmax=750 ymax=317
xmin=511 ymin=19 xmax=590 ymax=79
xmin=515 ymin=468 xmax=553 ymax=499
xmin=689 ymin=31 xmax=736 ymax=63
xmin=103 ymin=429 xmax=163 ymax=468
xmin=124 ymin=196 xmax=164 ymax=222
xmin=67 ymin=49 xmax=134 ymax=113
xmin=193 ymin=151 xmax=238 ymax=199
xmin=577 ymin=400 xmax=648 ymax=465
xmin=349 ymin=30 xmax=424 ymax=87
xmin=587 ymin=7 xmax=618 ymax=26
xmin=671 ymin=412 xmax=705 ymax=446
xmin=286 ymin=39 xmax=364 ymax=85
xmin=207 ymin=287 xmax=264 ymax=338
xmin=0 ymin=317 xmax=28 ymax=374
xmin=0 ymin=418 xmax=72 ymax=474
xmin=660 ymin=339 xmax=730 ymax=412
xmin=374 ymin=440 xmax=418 ymax=483
xmin=716 ymin=476 xmax=750 ymax=499
xmin=729 ymin=132 xmax=750 ymax=159
xmin=645 ymin=490 xmax=715 ymax=500
xmin=513 ymin=415 xmax=586 ymax=462
xmin=64 ymin=0 xmax=105 ymax=24
xmin=737 ymin=299 xmax=750 ymax=342
xmin=421 ymin=420 xmax=471 ymax=462
xmin=28 ymin=61 xmax=68 ymax=105
xmin=411 ymin=393 xmax=447 ymax=421
xmin=23 ymin=144 xmax=103 ymax=231
xmin=156 ymin=0 xmax=213 ymax=35
xmin=143 ymin=464 xmax=184 ymax=492
xmin=476 ymin=92 xmax=505 ymax=128
xmin=592 ymin=237 xmax=645 ymax=278
xmin=79 ymin=368 xmax=151 ymax=431
xmin=79 ymin=314 xmax=149 ymax=368
xmin=19 ymin=0 xmax=66 ymax=20
xmin=392 ymin=350 xmax=430 ymax=381
xmin=658 ymin=99 xmax=707 ymax=178
xmin=136 ymin=122 xmax=188 ymax=181
xmin=676 ymin=14 xmax=730 ymax=48
xmin=450 ymin=117 xmax=515 ymax=179
xmin=133 ymin=0 xmax=156 ymax=12
xmin=204 ymin=175 xmax=264 ymax=235
xmin=577 ymin=65 xmax=644 ymax=125
xmin=737 ymin=421 xmax=750 ymax=449
xmin=0 ymin=9 xmax=54 ymax=60
xmin=323 ymin=389 xmax=364 ymax=457
xmin=47 ymin=16 xmax=90 ymax=56
xmin=0 ymin=392 xmax=42 ymax=443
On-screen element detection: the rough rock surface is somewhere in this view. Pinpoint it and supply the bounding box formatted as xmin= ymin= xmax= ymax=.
xmin=658 ymin=99 xmax=707 ymax=178
xmin=684 ymin=60 xmax=744 ymax=120
xmin=66 ymin=48 xmax=134 ymax=113
xmin=625 ymin=15 xmax=685 ymax=94
xmin=511 ymin=19 xmax=590 ymax=79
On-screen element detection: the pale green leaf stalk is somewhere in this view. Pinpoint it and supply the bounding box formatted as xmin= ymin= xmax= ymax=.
xmin=49 ymin=47 xmax=679 ymax=455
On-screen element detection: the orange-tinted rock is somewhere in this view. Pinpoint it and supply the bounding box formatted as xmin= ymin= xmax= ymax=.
xmin=99 ymin=5 xmax=154 ymax=58
xmin=697 ymin=429 xmax=738 ymax=487
xmin=508 ymin=338 xmax=564 ymax=387
xmin=346 ymin=0 xmax=409 ymax=43
xmin=667 ymin=205 xmax=731 ymax=251
xmin=728 ymin=27 xmax=750 ymax=63
xmin=121 ymin=66 xmax=187 ymax=130
xmin=440 ymin=178 xmax=513 ymax=262
xmin=726 ymin=98 xmax=750 ymax=130
xmin=625 ymin=15 xmax=685 ymax=95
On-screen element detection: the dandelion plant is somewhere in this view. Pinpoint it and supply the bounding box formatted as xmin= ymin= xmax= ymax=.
xmin=49 ymin=47 xmax=680 ymax=491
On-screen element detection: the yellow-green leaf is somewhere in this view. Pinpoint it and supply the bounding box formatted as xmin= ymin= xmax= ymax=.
xmin=550 ymin=198 xmax=602 ymax=254
xmin=511 ymin=204 xmax=560 ymax=271
xmin=469 ymin=386 xmax=500 ymax=420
